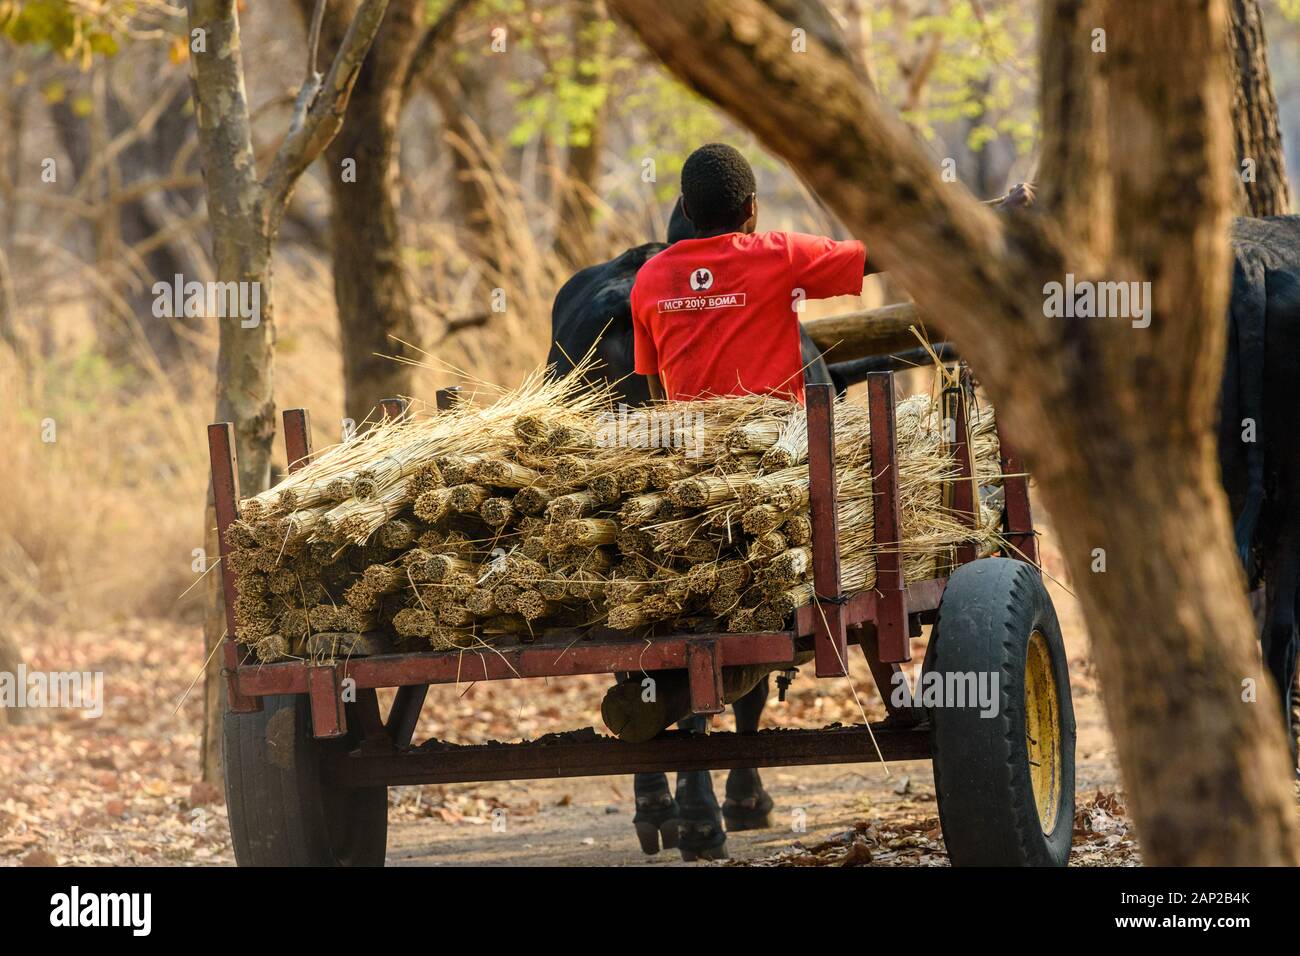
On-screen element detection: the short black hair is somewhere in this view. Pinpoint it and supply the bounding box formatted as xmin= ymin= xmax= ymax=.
xmin=680 ymin=143 xmax=756 ymax=231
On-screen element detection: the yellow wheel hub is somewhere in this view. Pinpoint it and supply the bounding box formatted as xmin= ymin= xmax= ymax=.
xmin=1024 ymin=630 xmax=1062 ymax=834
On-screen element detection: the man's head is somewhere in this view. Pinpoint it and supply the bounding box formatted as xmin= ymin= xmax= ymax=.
xmin=680 ymin=143 xmax=757 ymax=235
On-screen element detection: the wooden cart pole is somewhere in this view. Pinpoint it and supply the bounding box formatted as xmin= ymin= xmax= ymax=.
xmin=996 ymin=427 xmax=1040 ymax=568
xmin=207 ymin=422 xmax=260 ymax=713
xmin=282 ymin=407 xmax=350 ymax=739
xmin=806 ymin=383 xmax=848 ymax=678
xmin=435 ymin=386 xmax=462 ymax=411
xmin=867 ymin=373 xmax=910 ymax=664
xmin=946 ymin=366 xmax=980 ymax=568
xmin=282 ymin=408 xmax=313 ymax=473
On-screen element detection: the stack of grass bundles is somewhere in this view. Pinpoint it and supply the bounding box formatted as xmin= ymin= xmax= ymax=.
xmin=223 ymin=360 xmax=1006 ymax=663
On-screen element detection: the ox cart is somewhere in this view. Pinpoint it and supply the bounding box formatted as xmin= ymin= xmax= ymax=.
xmin=208 ymin=371 xmax=1076 ymax=867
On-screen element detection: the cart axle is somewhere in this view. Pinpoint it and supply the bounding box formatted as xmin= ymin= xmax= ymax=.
xmin=322 ymin=721 xmax=932 ymax=788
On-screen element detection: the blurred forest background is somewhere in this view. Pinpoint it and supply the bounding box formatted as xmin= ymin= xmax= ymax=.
xmin=1 ymin=0 xmax=1297 ymax=630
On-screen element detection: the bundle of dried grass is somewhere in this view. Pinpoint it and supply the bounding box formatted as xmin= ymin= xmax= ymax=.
xmin=225 ymin=358 xmax=1006 ymax=658
xmin=474 ymin=458 xmax=540 ymax=488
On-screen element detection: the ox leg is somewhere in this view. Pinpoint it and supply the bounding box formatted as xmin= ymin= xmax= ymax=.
xmin=632 ymin=771 xmax=681 ymax=855
xmin=1263 ymin=537 xmax=1300 ymax=765
xmin=674 ymin=716 xmax=727 ymax=861
xmin=723 ymin=675 xmax=774 ymax=831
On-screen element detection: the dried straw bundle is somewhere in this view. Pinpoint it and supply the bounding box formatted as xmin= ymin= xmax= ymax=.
xmin=225 ymin=358 xmax=1006 ymax=658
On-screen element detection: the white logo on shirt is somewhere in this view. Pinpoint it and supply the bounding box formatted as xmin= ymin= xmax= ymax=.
xmin=689 ymin=267 xmax=714 ymax=291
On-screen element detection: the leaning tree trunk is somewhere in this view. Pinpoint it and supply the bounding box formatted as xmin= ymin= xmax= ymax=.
xmin=608 ymin=0 xmax=1300 ymax=865
xmin=1013 ymin=374 xmax=1298 ymax=861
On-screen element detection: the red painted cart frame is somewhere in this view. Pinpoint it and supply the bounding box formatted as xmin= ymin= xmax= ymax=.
xmin=207 ymin=372 xmax=1038 ymax=788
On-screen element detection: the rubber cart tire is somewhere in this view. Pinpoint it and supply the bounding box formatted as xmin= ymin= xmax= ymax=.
xmin=223 ymin=694 xmax=388 ymax=866
xmin=925 ymin=558 xmax=1075 ymax=866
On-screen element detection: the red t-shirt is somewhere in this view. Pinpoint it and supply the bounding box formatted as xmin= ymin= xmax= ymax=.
xmin=631 ymin=231 xmax=866 ymax=402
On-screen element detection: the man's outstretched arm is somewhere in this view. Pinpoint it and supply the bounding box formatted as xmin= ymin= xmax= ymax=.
xmin=862 ymin=182 xmax=1036 ymax=276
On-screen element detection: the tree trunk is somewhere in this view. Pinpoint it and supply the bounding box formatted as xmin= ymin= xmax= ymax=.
xmin=608 ymin=0 xmax=1300 ymax=864
xmin=189 ymin=3 xmax=278 ymax=496
xmin=1228 ymin=0 xmax=1291 ymax=217
xmin=319 ymin=0 xmax=425 ymax=423
xmin=0 ymin=52 xmax=28 ymax=358
xmin=190 ymin=7 xmax=277 ymax=784
xmin=556 ymin=0 xmax=608 ymax=267
xmin=189 ymin=0 xmax=389 ymax=780
xmin=326 ymin=114 xmax=420 ymax=424
xmin=0 ymin=631 xmax=26 ymax=728
xmin=296 ymin=0 xmax=473 ymax=423
xmin=300 ymin=0 xmax=460 ymax=424
xmin=1018 ymin=382 xmax=1296 ymax=863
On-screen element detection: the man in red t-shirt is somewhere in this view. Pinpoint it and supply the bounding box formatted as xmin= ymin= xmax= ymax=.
xmin=623 ymin=144 xmax=1032 ymax=862
xmin=631 ymin=143 xmax=872 ymax=403
xmin=626 ymin=144 xmax=874 ymax=861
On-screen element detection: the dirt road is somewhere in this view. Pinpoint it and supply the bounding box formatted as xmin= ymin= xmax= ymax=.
xmin=381 ymin=562 xmax=1131 ymax=866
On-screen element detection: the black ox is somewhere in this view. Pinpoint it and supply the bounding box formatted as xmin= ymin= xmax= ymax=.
xmin=1220 ymin=215 xmax=1300 ymax=754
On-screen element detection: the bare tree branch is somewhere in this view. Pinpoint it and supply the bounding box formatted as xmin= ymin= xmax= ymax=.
xmin=288 ymin=0 xmax=330 ymax=135
xmin=306 ymin=0 xmax=328 ymax=75
xmin=263 ymin=0 xmax=391 ymax=229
